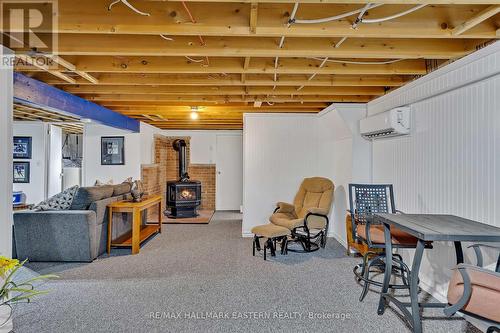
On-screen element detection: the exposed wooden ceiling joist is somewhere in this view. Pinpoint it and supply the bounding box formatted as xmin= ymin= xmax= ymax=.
xmin=22 ymin=34 xmax=484 ymax=59
xmin=99 ymin=101 xmax=330 ymax=108
xmin=13 ymin=104 xmax=84 ymax=134
xmin=55 ymin=2 xmax=500 ymax=39
xmin=452 ymin=5 xmax=500 ymax=35
xmin=10 ymin=1 xmax=498 ymax=130
xmin=157 ymin=0 xmax=500 ymax=3
xmin=63 ymin=85 xmax=386 ymax=96
xmin=16 ymin=57 xmax=429 ymax=75
xmin=84 ymin=94 xmax=375 ymax=103
xmin=42 ymin=73 xmax=407 ymax=87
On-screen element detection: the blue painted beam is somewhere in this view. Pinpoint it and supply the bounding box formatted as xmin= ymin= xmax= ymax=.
xmin=13 ymin=73 xmax=140 ymax=132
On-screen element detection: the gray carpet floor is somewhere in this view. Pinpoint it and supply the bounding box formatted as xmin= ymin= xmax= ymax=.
xmin=14 ymin=212 xmax=479 ymax=333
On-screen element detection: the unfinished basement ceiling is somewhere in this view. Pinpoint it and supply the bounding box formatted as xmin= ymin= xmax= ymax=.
xmin=13 ymin=103 xmax=84 ymax=134
xmin=13 ymin=0 xmax=500 ymax=130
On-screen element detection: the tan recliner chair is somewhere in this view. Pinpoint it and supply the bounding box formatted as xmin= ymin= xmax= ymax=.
xmin=444 ymin=244 xmax=500 ymax=332
xmin=270 ymin=177 xmax=334 ymax=252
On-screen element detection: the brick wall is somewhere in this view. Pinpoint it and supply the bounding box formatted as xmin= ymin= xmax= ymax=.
xmin=189 ymin=164 xmax=216 ymax=210
xmin=141 ymin=134 xmax=216 ymax=212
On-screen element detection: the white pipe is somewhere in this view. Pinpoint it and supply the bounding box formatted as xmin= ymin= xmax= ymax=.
xmin=292 ymin=3 xmax=382 ymax=25
xmin=362 ymin=4 xmax=426 ymax=23
xmin=335 ymin=36 xmax=348 ymax=48
xmin=159 ymin=34 xmax=174 ymax=41
xmin=278 ymin=36 xmax=286 ymax=49
xmin=108 ymin=0 xmax=150 ymax=16
xmin=185 ymin=56 xmax=205 ymax=63
xmin=352 ymin=2 xmax=372 ymax=29
xmin=288 ymin=3 xmax=300 ymax=27
xmin=309 ymin=57 xmax=406 ymax=65
xmin=297 ymin=57 xmax=329 ymax=91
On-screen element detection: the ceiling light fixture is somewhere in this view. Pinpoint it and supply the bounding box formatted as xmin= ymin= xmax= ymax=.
xmin=190 ymin=106 xmax=199 ymax=120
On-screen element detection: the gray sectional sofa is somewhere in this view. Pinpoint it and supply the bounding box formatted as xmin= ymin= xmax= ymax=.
xmin=13 ymin=183 xmax=137 ymax=262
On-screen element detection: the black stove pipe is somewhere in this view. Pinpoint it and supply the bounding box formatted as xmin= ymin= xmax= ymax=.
xmin=173 ymin=139 xmax=189 ymax=181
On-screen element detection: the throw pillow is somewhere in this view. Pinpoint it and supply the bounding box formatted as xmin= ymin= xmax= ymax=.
xmin=32 ymin=185 xmax=79 ymax=211
xmin=95 ymin=179 xmax=113 ymax=186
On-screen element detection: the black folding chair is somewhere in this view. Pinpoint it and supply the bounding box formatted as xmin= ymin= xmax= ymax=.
xmin=349 ymin=184 xmax=431 ymax=302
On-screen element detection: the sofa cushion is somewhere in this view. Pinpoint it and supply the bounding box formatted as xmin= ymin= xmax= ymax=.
xmin=112 ymin=182 xmax=132 ymax=196
xmin=70 ymin=185 xmax=114 ymax=210
xmin=32 ymin=185 xmax=79 ymax=211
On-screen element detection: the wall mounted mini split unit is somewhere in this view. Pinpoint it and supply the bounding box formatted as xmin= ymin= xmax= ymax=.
xmin=360 ymin=107 xmax=411 ymax=140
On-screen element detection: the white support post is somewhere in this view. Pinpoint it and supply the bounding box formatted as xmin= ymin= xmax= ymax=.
xmin=0 ymin=46 xmax=14 ymax=257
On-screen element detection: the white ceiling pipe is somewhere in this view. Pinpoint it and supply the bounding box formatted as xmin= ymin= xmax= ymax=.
xmin=291 ymin=3 xmax=382 ymax=25
xmin=361 ymin=4 xmax=427 ymax=23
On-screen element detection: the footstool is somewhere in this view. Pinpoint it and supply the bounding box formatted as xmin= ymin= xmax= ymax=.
xmin=251 ymin=224 xmax=291 ymax=260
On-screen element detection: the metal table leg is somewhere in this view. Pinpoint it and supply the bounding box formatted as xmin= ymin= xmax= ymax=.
xmin=409 ymin=239 xmax=425 ymax=333
xmin=377 ymin=225 xmax=426 ymax=333
xmin=377 ymin=222 xmax=393 ymax=315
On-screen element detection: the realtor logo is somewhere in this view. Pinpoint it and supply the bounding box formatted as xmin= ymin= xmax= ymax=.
xmin=1 ymin=0 xmax=58 ymax=54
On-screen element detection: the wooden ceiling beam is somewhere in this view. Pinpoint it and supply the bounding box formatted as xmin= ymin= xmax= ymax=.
xmin=83 ymin=94 xmax=374 ymax=103
xmin=250 ymin=3 xmax=258 ymax=34
xmin=48 ymin=56 xmax=100 ymax=84
xmin=62 ymin=85 xmax=385 ymax=96
xmin=157 ymin=1 xmax=500 ymax=4
xmin=15 ymin=55 xmax=76 ymax=84
xmin=44 ymin=73 xmax=406 ymax=87
xmin=17 ymin=57 xmax=428 ymax=75
xmin=26 ymin=34 xmax=481 ymax=59
xmin=99 ymin=101 xmax=330 ymax=108
xmin=112 ymin=109 xmax=324 ymax=115
xmin=54 ymin=1 xmax=500 ymax=39
xmin=452 ymin=5 xmax=500 ymax=35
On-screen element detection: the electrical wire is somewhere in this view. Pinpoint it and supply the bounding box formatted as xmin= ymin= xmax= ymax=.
xmin=352 ymin=2 xmax=372 ymax=29
xmin=297 ymin=57 xmax=329 ymax=91
xmin=272 ymin=3 xmax=300 ymax=91
xmin=159 ymin=34 xmax=174 ymax=41
xmin=185 ymin=56 xmax=205 ymax=63
xmin=309 ymin=57 xmax=407 ymax=65
xmin=288 ymin=3 xmax=300 ymax=28
xmin=181 ymin=1 xmax=209 ymax=66
xmin=291 ymin=3 xmax=382 ymax=25
xmin=334 ymin=37 xmax=348 ymax=48
xmin=108 ymin=0 xmax=150 ymax=16
xmin=361 ymin=4 xmax=426 ymax=23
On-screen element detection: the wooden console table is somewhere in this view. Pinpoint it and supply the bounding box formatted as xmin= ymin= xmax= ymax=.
xmin=107 ymin=195 xmax=162 ymax=255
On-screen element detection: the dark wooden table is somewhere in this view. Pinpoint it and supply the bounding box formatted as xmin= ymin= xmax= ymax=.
xmin=374 ymin=214 xmax=500 ymax=333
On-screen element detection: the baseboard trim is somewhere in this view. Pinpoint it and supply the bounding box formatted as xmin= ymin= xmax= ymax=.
xmin=328 ymin=230 xmax=347 ymax=249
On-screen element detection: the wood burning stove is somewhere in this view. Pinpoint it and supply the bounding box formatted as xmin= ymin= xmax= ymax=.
xmin=166 ymin=139 xmax=202 ymax=218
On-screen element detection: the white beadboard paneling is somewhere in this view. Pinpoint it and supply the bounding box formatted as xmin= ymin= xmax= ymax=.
xmin=368 ymin=42 xmax=500 ymax=116
xmin=372 ymin=73 xmax=500 ymax=302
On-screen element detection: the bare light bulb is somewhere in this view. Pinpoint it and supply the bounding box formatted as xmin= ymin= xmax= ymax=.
xmin=190 ymin=112 xmax=199 ymax=120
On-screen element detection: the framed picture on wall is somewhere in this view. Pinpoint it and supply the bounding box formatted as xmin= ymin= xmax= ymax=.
xmin=13 ymin=162 xmax=30 ymax=183
xmin=13 ymin=136 xmax=32 ymax=159
xmin=101 ymin=136 xmax=125 ymax=165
